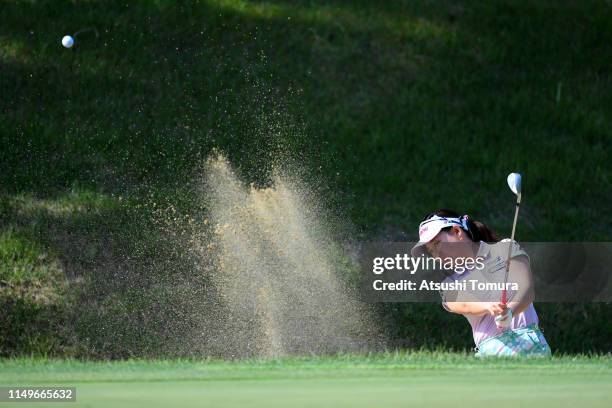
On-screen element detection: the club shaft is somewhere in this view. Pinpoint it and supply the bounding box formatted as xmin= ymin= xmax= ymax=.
xmin=502 ymin=193 xmax=521 ymax=305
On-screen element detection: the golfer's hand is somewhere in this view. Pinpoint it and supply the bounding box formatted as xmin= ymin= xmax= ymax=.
xmin=485 ymin=302 xmax=507 ymax=317
xmin=494 ymin=305 xmax=513 ymax=329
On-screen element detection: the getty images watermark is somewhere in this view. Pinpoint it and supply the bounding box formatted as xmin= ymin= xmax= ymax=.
xmin=359 ymin=242 xmax=612 ymax=302
xmin=371 ymin=253 xmax=519 ymax=292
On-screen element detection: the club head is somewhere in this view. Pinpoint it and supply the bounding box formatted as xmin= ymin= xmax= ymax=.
xmin=507 ymin=173 xmax=522 ymax=196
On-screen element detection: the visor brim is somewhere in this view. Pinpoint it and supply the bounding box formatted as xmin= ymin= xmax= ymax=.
xmin=411 ymin=241 xmax=431 ymax=258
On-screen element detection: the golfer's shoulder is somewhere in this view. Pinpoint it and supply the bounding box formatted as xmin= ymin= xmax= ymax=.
xmin=488 ymin=239 xmax=530 ymax=263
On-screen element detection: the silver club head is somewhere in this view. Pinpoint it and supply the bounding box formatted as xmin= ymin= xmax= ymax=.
xmin=507 ymin=173 xmax=522 ymax=196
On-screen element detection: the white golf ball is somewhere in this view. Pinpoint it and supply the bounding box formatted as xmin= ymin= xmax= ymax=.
xmin=62 ymin=35 xmax=74 ymax=48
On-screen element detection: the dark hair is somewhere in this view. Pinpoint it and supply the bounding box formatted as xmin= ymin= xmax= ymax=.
xmin=422 ymin=209 xmax=500 ymax=243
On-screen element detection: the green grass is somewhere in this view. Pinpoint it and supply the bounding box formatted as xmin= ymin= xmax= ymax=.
xmin=1 ymin=0 xmax=611 ymax=356
xmin=1 ymin=352 xmax=611 ymax=407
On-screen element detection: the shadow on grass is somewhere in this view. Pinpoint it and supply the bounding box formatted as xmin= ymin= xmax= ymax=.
xmin=0 ymin=189 xmax=239 ymax=358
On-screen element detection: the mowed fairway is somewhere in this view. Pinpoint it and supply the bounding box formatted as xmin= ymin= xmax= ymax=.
xmin=1 ymin=353 xmax=611 ymax=408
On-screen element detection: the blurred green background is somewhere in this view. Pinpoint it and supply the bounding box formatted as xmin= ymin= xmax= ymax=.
xmin=1 ymin=0 xmax=610 ymax=357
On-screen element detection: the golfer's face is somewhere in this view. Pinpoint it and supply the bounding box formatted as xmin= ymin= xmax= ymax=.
xmin=425 ymin=229 xmax=462 ymax=259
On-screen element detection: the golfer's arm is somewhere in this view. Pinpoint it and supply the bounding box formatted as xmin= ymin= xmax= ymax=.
xmin=444 ymin=301 xmax=490 ymax=316
xmin=506 ymin=255 xmax=534 ymax=315
xmin=443 ymin=290 xmax=491 ymax=316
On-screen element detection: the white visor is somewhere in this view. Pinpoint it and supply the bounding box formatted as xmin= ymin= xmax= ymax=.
xmin=410 ymin=215 xmax=468 ymax=257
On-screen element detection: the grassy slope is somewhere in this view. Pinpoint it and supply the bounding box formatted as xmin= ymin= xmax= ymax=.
xmin=1 ymin=353 xmax=611 ymax=408
xmin=1 ymin=0 xmax=611 ymax=355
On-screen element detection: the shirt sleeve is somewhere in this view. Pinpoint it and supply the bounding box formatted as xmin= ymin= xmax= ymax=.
xmin=440 ymin=289 xmax=451 ymax=311
xmin=500 ymin=238 xmax=530 ymax=264
xmin=439 ymin=277 xmax=460 ymax=311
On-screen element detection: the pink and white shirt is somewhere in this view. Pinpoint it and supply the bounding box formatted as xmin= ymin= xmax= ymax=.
xmin=441 ymin=239 xmax=540 ymax=346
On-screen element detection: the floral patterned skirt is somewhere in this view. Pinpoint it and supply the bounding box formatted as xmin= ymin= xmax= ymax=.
xmin=475 ymin=324 xmax=551 ymax=357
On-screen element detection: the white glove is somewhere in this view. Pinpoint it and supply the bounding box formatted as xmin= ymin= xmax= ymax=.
xmin=495 ymin=308 xmax=513 ymax=329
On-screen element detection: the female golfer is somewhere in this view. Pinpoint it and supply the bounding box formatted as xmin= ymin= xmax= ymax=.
xmin=411 ymin=209 xmax=551 ymax=357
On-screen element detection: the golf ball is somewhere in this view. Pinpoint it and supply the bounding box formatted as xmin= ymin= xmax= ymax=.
xmin=62 ymin=35 xmax=74 ymax=48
